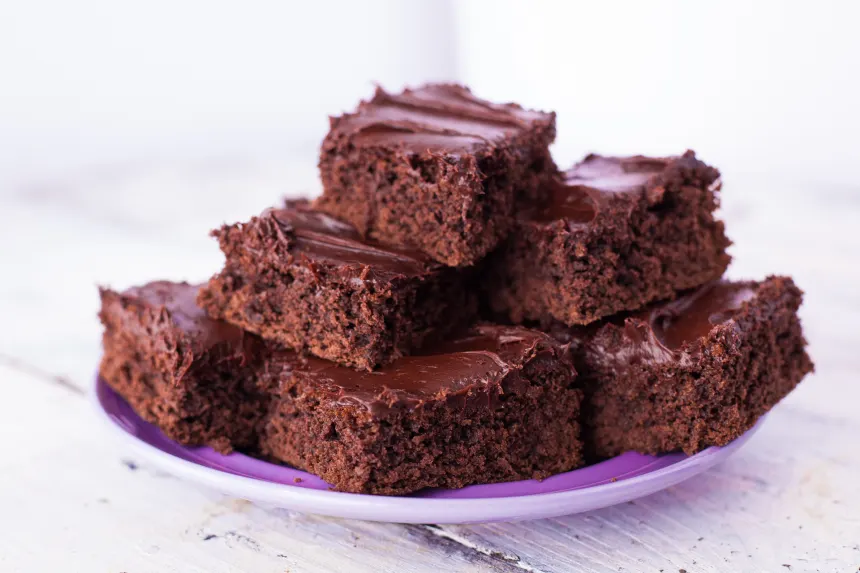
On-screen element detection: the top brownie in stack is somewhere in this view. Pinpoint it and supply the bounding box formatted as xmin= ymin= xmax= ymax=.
xmin=316 ymin=84 xmax=557 ymax=267
xmin=485 ymin=151 xmax=732 ymax=326
xmin=198 ymin=200 xmax=474 ymax=371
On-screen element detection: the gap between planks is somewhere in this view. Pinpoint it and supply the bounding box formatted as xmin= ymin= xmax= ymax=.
xmin=420 ymin=525 xmax=549 ymax=573
xmin=0 ymin=352 xmax=85 ymax=395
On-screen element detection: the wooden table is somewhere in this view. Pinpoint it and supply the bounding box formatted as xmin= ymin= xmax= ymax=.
xmin=1 ymin=158 xmax=858 ymax=572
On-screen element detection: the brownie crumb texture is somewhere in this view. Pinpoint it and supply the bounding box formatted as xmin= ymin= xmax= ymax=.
xmin=101 ymin=284 xmax=584 ymax=495
xmin=556 ymin=276 xmax=814 ymax=459
xmin=485 ymin=151 xmax=731 ymax=326
xmin=198 ymin=201 xmax=476 ymax=370
xmin=316 ymin=83 xmax=557 ymax=267
xmin=98 ymin=282 xmax=269 ymax=454
xmin=257 ymin=325 xmax=584 ymax=494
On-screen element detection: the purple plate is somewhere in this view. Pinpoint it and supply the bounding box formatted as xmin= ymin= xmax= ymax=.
xmin=93 ymin=377 xmax=761 ymax=523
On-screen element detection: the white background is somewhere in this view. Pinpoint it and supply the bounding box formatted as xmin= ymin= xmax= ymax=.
xmin=2 ymin=0 xmax=858 ymax=192
xmin=456 ymin=1 xmax=860 ymax=187
xmin=0 ymin=0 xmax=456 ymax=189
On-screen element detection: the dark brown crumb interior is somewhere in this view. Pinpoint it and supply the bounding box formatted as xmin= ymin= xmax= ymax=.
xmin=258 ymin=353 xmax=583 ymax=495
xmin=581 ymin=278 xmax=814 ymax=459
xmin=486 ymin=169 xmax=731 ymax=326
xmin=99 ymin=294 xmax=268 ymax=453
xmin=316 ymin=127 xmax=556 ymax=267
xmin=197 ymin=219 xmax=475 ymax=371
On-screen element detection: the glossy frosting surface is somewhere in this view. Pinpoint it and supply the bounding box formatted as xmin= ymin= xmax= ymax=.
xmin=332 ymin=84 xmax=551 ymax=153
xmin=577 ymin=281 xmax=759 ymax=368
xmin=529 ymin=154 xmax=672 ymax=225
xmin=278 ymin=325 xmax=553 ymax=416
xmin=270 ymin=202 xmax=436 ymax=278
xmin=124 ymin=281 xmax=245 ymax=350
xmin=646 ymin=281 xmax=758 ymax=350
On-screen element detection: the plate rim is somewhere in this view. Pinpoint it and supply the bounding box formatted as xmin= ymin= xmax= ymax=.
xmin=91 ymin=377 xmax=760 ymax=524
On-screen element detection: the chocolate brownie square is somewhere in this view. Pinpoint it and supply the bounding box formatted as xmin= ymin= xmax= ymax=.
xmin=316 ymin=83 xmax=557 ymax=267
xmin=198 ymin=200 xmax=475 ymax=371
xmin=485 ymin=151 xmax=731 ymax=326
xmin=552 ymin=276 xmax=814 ymax=458
xmin=98 ymin=282 xmax=268 ymax=453
xmin=258 ymin=324 xmax=583 ymax=495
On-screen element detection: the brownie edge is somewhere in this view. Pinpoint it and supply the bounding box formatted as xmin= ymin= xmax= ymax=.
xmin=556 ymin=276 xmax=814 ymax=458
xmin=486 ymin=151 xmax=731 ymax=326
xmin=316 ymin=83 xmax=557 ymax=267
xmin=198 ymin=200 xmax=476 ymax=370
xmin=98 ymin=282 xmax=268 ymax=453
xmin=257 ymin=324 xmax=584 ymax=494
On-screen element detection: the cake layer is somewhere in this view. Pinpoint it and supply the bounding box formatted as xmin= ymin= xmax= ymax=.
xmin=198 ymin=200 xmax=475 ymax=371
xmin=550 ymin=276 xmax=814 ymax=458
xmin=316 ymin=83 xmax=557 ymax=267
xmin=485 ymin=151 xmax=731 ymax=325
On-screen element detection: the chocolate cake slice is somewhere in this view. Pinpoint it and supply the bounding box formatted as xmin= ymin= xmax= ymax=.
xmin=485 ymin=151 xmax=731 ymax=326
xmin=198 ymin=200 xmax=475 ymax=371
xmin=316 ymin=83 xmax=557 ymax=267
xmin=551 ymin=276 xmax=814 ymax=458
xmin=98 ymin=282 xmax=268 ymax=453
xmin=258 ymin=324 xmax=583 ymax=495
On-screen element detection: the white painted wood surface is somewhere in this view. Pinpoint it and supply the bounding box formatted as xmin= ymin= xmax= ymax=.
xmin=1 ymin=158 xmax=858 ymax=572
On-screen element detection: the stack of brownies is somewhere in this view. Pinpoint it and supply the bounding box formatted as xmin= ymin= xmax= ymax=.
xmin=99 ymin=84 xmax=814 ymax=495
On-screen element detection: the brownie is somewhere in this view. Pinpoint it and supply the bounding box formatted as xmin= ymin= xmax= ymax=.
xmin=198 ymin=200 xmax=475 ymax=371
xmin=100 ymin=283 xmax=582 ymax=495
xmin=258 ymin=324 xmax=583 ymax=495
xmin=98 ymin=282 xmax=268 ymax=453
xmin=550 ymin=276 xmax=814 ymax=458
xmin=484 ymin=151 xmax=732 ymax=326
xmin=315 ymin=83 xmax=557 ymax=267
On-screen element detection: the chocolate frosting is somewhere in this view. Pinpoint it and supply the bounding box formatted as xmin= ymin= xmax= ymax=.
xmin=268 ymin=201 xmax=438 ymax=279
xmin=123 ymin=281 xmax=246 ymax=351
xmin=646 ymin=281 xmax=757 ymax=350
xmin=575 ymin=281 xmax=758 ymax=369
xmin=331 ymin=84 xmax=552 ymax=154
xmin=528 ymin=154 xmax=672 ymax=225
xmin=118 ymin=282 xmax=563 ymax=418
xmin=277 ymin=325 xmax=556 ymax=418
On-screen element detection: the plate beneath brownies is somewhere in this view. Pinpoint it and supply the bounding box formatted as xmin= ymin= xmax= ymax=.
xmin=93 ymin=376 xmax=762 ymax=524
